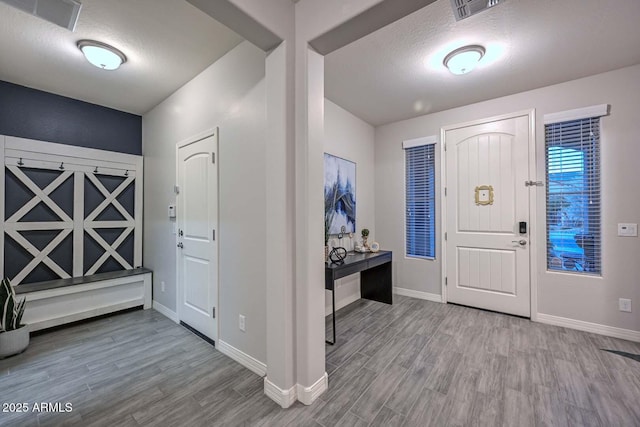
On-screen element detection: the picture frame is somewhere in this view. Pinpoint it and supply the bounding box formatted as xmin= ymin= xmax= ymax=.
xmin=324 ymin=153 xmax=356 ymax=235
xmin=474 ymin=185 xmax=494 ymax=205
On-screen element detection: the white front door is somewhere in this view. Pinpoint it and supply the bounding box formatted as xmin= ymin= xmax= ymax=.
xmin=177 ymin=130 xmax=218 ymax=341
xmin=445 ymin=114 xmax=532 ymax=317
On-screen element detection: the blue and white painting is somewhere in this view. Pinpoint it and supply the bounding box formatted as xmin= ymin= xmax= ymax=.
xmin=324 ymin=153 xmax=356 ymax=234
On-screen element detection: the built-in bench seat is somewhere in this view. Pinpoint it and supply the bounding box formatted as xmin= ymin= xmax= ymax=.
xmin=16 ymin=268 xmax=152 ymax=332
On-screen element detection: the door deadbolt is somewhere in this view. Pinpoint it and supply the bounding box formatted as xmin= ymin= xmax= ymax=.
xmin=177 ymin=242 xmax=184 ymax=249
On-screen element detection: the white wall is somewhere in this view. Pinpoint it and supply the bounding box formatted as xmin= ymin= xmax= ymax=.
xmin=324 ymin=99 xmax=375 ymax=314
xmin=375 ymin=130 xmax=442 ymax=299
xmin=143 ymin=41 xmax=268 ymax=362
xmin=375 ymin=64 xmax=640 ymax=333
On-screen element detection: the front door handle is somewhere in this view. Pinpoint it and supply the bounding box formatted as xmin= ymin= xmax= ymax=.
xmin=512 ymin=239 xmax=527 ymax=246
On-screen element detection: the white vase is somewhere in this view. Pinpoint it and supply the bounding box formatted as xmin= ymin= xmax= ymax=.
xmin=0 ymin=325 xmax=30 ymax=359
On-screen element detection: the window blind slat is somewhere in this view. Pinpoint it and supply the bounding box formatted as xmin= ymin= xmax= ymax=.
xmin=405 ymin=144 xmax=435 ymax=259
xmin=545 ymin=117 xmax=601 ymax=274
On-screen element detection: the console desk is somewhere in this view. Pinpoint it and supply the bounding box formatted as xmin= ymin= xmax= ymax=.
xmin=325 ymin=250 xmax=393 ymax=344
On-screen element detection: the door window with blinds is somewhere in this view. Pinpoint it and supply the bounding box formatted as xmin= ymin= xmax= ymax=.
xmin=544 ymin=105 xmax=606 ymax=275
xmin=404 ymin=137 xmax=436 ymax=259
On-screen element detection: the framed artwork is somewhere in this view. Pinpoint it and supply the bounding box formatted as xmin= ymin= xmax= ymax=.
xmin=324 ymin=153 xmax=356 ymax=235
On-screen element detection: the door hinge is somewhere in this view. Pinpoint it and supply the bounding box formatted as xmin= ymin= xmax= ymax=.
xmin=444 ymin=187 xmax=447 ymax=196
xmin=445 ymin=232 xmax=447 ymax=241
xmin=525 ymin=180 xmax=544 ymax=187
xmin=445 ymin=277 xmax=448 ymax=286
xmin=174 ymin=185 xmax=180 ymax=194
xmin=444 ymin=143 xmax=447 ymax=152
xmin=212 ymin=153 xmax=215 ymax=164
xmin=212 ymin=229 xmax=216 ymax=241
xmin=212 ymin=307 xmax=216 ymax=318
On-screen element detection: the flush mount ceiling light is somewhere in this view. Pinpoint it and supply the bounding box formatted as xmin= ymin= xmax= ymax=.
xmin=443 ymin=45 xmax=486 ymax=75
xmin=77 ymin=40 xmax=127 ymax=71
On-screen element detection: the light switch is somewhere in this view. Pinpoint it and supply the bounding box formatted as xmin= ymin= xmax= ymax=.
xmin=618 ymin=223 xmax=638 ymax=237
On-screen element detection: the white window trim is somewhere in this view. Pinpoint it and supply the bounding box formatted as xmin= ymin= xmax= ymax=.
xmin=543 ymin=104 xmax=609 ymax=124
xmin=402 ymin=135 xmax=438 ymax=149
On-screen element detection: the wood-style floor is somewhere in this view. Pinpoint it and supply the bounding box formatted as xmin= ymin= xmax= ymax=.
xmin=1 ymin=296 xmax=640 ymax=426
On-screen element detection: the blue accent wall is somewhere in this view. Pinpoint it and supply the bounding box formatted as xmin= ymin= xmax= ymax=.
xmin=0 ymin=80 xmax=141 ymax=155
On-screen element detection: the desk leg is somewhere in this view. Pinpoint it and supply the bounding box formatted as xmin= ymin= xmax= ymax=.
xmin=361 ymin=261 xmax=393 ymax=304
xmin=326 ymin=287 xmax=336 ymax=345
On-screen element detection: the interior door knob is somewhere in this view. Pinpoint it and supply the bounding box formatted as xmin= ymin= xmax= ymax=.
xmin=511 ymin=239 xmax=527 ymax=246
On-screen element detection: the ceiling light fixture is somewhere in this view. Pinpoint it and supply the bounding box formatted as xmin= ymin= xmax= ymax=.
xmin=443 ymin=45 xmax=485 ymax=75
xmin=77 ymin=40 xmax=127 ymax=71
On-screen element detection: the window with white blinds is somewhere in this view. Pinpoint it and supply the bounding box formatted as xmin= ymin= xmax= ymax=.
xmin=405 ymin=144 xmax=436 ymax=259
xmin=545 ymin=117 xmax=601 ymax=274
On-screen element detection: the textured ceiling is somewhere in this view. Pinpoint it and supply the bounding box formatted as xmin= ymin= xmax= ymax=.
xmin=0 ymin=0 xmax=243 ymax=115
xmin=325 ymin=0 xmax=640 ymax=126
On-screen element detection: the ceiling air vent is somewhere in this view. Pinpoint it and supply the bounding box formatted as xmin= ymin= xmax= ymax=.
xmin=1 ymin=0 xmax=82 ymax=31
xmin=450 ymin=0 xmax=503 ymax=21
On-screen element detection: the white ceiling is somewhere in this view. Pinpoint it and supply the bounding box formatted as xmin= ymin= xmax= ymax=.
xmin=325 ymin=0 xmax=640 ymax=126
xmin=0 ymin=0 xmax=243 ymax=115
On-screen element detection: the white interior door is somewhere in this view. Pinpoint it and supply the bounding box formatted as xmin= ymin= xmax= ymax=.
xmin=177 ymin=130 xmax=218 ymax=341
xmin=445 ymin=114 xmax=532 ymax=317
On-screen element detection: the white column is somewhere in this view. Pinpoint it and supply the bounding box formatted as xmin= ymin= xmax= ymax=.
xmin=264 ymin=41 xmax=298 ymax=407
xmin=293 ymin=42 xmax=327 ymax=404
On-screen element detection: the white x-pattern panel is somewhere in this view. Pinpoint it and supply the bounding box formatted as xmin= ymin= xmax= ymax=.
xmin=85 ymin=173 xmax=135 ymax=223
xmin=2 ymin=135 xmax=143 ymax=285
xmin=6 ymin=167 xmax=73 ymax=224
xmin=84 ymin=173 xmax=135 ymax=274
xmin=4 ymin=166 xmax=74 ymax=284
xmin=6 ymin=228 xmax=73 ymax=284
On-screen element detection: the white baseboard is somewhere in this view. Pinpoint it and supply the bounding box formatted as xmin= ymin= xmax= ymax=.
xmin=394 ymin=286 xmax=443 ymax=303
xmin=217 ymin=340 xmax=267 ymax=377
xmin=296 ymin=372 xmax=328 ymax=405
xmin=536 ymin=313 xmax=640 ymax=343
xmin=264 ymin=377 xmax=297 ymax=409
xmin=152 ymin=300 xmax=178 ymax=323
xmin=325 ymin=291 xmax=361 ymax=316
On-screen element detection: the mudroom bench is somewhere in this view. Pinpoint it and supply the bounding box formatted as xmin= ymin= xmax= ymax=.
xmin=16 ymin=268 xmax=152 ymax=332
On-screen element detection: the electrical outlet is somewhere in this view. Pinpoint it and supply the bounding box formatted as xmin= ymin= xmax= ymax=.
xmin=619 ymin=298 xmax=632 ymax=312
xmin=239 ymin=315 xmax=246 ymax=332
xmin=161 ymin=281 xmax=165 ymax=292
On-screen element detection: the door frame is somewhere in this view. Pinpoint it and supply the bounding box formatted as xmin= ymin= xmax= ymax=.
xmin=175 ymin=127 xmax=220 ymax=336
xmin=440 ymin=110 xmax=538 ymax=320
